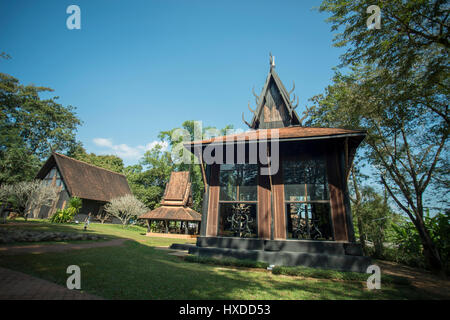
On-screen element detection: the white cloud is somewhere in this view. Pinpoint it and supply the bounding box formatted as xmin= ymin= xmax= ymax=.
xmin=92 ymin=138 xmax=113 ymax=148
xmin=92 ymin=138 xmax=168 ymax=161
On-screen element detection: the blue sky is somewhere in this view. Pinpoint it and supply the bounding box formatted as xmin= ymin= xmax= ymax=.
xmin=1 ymin=0 xmax=345 ymax=166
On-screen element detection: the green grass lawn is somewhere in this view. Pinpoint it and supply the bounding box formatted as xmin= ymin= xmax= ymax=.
xmin=0 ymin=220 xmax=443 ymax=300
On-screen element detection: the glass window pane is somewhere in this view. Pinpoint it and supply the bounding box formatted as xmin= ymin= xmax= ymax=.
xmin=46 ymin=167 xmax=56 ymax=179
xmin=218 ymin=203 xmax=257 ymax=238
xmin=284 ymin=184 xmax=306 ymax=202
xmin=306 ymin=183 xmax=329 ymax=201
xmin=219 ymin=164 xmax=257 ymax=201
xmin=286 ymin=203 xmax=333 ymax=240
xmin=283 ymin=158 xmax=328 ymax=201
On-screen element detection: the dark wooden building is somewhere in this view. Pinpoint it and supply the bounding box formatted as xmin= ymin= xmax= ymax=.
xmin=35 ymin=152 xmax=132 ymax=221
xmin=183 ymin=59 xmax=371 ymax=272
xmin=139 ymin=171 xmax=201 ymax=238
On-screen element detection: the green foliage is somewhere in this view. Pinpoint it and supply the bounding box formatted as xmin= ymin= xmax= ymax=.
xmin=68 ymin=144 xmax=125 ymax=174
xmin=353 ymin=187 xmax=394 ymax=258
xmin=315 ymin=0 xmax=448 ymax=272
xmin=68 ymin=197 xmax=82 ymax=212
xmin=0 ymin=73 xmax=82 ymax=185
xmin=124 ymin=145 xmax=174 ymax=210
xmin=49 ymin=197 xmax=82 ymax=224
xmin=318 ymin=0 xmax=449 ymax=92
xmin=390 ymin=211 xmax=450 ymax=272
xmin=126 ymin=121 xmax=233 ymax=212
xmin=49 ymin=207 xmax=77 ymax=224
xmin=2 ymin=221 xmax=438 ymax=299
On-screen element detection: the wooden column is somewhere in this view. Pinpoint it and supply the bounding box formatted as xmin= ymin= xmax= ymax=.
xmin=326 ymin=147 xmax=349 ymax=242
xmin=271 ymin=165 xmax=286 ymax=239
xmin=257 ymin=172 xmax=272 ymax=239
xmin=206 ymin=164 xmax=220 ymax=236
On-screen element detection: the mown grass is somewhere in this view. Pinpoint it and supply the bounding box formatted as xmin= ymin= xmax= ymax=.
xmin=184 ymin=255 xmax=270 ymax=269
xmin=1 ymin=218 xmax=195 ymax=247
xmin=0 ymin=220 xmax=443 ymax=300
xmin=183 ymin=255 xmax=411 ymax=285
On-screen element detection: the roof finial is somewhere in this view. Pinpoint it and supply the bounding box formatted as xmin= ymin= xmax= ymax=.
xmin=269 ymin=52 xmax=275 ymax=69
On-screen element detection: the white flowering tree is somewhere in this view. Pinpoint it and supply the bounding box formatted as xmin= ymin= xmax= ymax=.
xmin=104 ymin=194 xmax=148 ymax=227
xmin=0 ymin=180 xmax=59 ymax=221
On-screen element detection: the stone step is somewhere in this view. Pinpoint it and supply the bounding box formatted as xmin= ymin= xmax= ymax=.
xmin=195 ymin=237 xmax=363 ymax=256
xmin=188 ymin=246 xmax=372 ymax=273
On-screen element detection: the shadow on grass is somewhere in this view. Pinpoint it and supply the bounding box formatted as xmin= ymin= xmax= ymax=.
xmin=0 ymin=239 xmax=442 ymax=300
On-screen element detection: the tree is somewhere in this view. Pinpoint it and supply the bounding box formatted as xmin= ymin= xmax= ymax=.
xmin=104 ymin=194 xmax=148 ymax=226
xmin=67 ymin=144 xmax=125 ymax=174
xmin=318 ymin=0 xmax=449 ymax=93
xmin=124 ymin=121 xmax=235 ymax=214
xmin=0 ymin=73 xmax=82 ymax=184
xmin=315 ymin=0 xmax=449 ymax=274
xmin=0 ymin=180 xmax=59 ymax=220
xmin=159 ymin=120 xmax=235 ymax=212
xmin=124 ymin=144 xmax=175 ymax=210
xmin=308 ymin=65 xmax=448 ymax=273
xmin=358 ymin=187 xmax=393 ymax=258
xmin=49 ymin=196 xmax=82 ymax=223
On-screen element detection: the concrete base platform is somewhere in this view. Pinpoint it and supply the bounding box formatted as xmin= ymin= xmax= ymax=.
xmin=188 ymin=237 xmax=371 ymax=273
xmin=169 ymin=243 xmax=197 ymax=251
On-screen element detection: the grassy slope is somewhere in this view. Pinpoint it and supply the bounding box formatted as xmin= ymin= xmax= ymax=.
xmin=0 ymin=220 xmax=442 ymax=300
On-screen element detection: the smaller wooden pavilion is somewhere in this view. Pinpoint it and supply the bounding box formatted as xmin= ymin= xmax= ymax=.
xmin=139 ymin=171 xmax=201 ymax=239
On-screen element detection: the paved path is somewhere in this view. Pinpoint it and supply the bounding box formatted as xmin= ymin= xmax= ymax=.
xmin=376 ymin=260 xmax=450 ymax=299
xmin=0 ymin=267 xmax=103 ymax=300
xmin=0 ymin=238 xmax=127 ymax=255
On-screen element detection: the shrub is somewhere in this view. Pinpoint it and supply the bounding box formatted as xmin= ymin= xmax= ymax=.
xmin=104 ymin=194 xmax=148 ymax=227
xmin=49 ymin=196 xmax=82 ymax=223
xmin=68 ymin=197 xmax=82 ymax=212
xmin=0 ymin=180 xmax=58 ymax=219
xmin=49 ymin=207 xmax=76 ymax=223
xmin=390 ymin=211 xmax=449 ymax=273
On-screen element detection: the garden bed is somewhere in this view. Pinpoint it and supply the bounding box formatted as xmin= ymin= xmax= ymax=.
xmin=0 ymin=229 xmax=106 ymax=243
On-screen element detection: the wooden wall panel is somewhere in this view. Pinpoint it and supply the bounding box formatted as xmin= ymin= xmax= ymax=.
xmin=327 ymin=148 xmax=349 ymax=242
xmin=272 ymin=166 xmax=286 ymax=239
xmin=206 ymin=164 xmax=220 ymax=236
xmin=257 ymin=173 xmax=272 ymax=239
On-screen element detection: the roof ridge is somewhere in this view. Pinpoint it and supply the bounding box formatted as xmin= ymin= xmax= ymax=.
xmin=52 ymin=152 xmax=127 ymax=177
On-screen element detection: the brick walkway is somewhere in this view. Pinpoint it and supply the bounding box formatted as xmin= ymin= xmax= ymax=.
xmin=0 ymin=238 xmax=126 ymax=255
xmin=0 ymin=267 xmax=103 ymax=300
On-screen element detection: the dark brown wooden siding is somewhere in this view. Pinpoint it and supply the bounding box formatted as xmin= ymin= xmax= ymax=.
xmin=206 ymin=164 xmax=220 ymax=236
xmin=257 ymin=172 xmax=272 ymax=239
xmin=327 ymin=148 xmax=349 ymax=241
xmin=272 ymin=165 xmax=286 ymax=239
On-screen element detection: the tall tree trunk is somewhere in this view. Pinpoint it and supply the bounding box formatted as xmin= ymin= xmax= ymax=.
xmin=356 ymin=209 xmax=367 ymax=255
xmin=350 ymin=167 xmax=367 ymax=254
xmin=414 ymin=213 xmax=443 ymax=274
xmin=383 ymin=177 xmax=444 ymax=274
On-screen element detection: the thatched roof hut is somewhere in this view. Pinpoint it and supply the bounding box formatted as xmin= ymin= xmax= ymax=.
xmin=139 ymin=171 xmax=201 ymax=237
xmin=34 ymin=152 xmax=132 ymax=219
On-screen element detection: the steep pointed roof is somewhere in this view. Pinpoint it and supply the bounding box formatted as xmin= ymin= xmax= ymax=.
xmin=160 ymin=171 xmax=192 ymax=206
xmin=249 ymin=62 xmax=301 ymax=129
xmin=36 ymin=152 xmax=132 ymax=202
xmin=139 ymin=171 xmax=201 ymax=222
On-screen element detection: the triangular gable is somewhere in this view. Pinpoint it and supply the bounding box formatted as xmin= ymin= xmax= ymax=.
xmin=160 ymin=171 xmax=192 ymax=206
xmin=250 ymin=66 xmax=301 ymax=129
xmin=36 ymin=153 xmax=132 ymax=202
